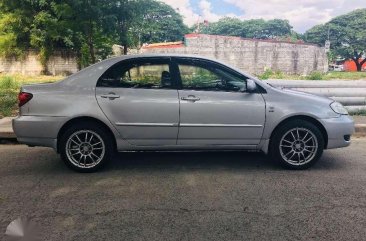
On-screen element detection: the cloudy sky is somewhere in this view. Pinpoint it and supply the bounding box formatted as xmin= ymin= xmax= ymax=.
xmin=160 ymin=0 xmax=366 ymax=33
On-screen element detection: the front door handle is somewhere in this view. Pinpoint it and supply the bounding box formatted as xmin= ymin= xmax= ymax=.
xmin=101 ymin=92 xmax=120 ymax=100
xmin=181 ymin=95 xmax=200 ymax=102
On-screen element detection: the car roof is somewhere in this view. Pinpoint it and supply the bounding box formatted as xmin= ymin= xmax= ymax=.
xmin=61 ymin=53 xmax=269 ymax=90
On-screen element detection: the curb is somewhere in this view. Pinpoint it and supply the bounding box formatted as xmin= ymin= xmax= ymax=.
xmin=0 ymin=117 xmax=15 ymax=139
xmin=355 ymin=124 xmax=366 ymax=137
xmin=0 ymin=131 xmax=16 ymax=139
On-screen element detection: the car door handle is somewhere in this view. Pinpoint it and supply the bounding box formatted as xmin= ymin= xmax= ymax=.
xmin=101 ymin=93 xmax=120 ymax=100
xmin=181 ymin=95 xmax=200 ymax=102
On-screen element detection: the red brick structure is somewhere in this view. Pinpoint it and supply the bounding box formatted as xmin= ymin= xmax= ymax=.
xmin=343 ymin=59 xmax=366 ymax=72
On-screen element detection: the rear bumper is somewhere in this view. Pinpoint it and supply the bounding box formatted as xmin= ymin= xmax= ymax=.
xmin=12 ymin=115 xmax=66 ymax=150
xmin=319 ymin=115 xmax=355 ymax=149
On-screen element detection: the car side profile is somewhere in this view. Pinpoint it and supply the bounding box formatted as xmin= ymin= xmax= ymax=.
xmin=13 ymin=54 xmax=354 ymax=172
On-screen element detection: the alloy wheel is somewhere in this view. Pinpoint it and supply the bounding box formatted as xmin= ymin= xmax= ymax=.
xmin=279 ymin=127 xmax=318 ymax=166
xmin=65 ymin=130 xmax=105 ymax=169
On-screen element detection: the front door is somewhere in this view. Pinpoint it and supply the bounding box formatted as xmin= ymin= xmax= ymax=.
xmin=175 ymin=58 xmax=266 ymax=146
xmin=96 ymin=57 xmax=179 ymax=146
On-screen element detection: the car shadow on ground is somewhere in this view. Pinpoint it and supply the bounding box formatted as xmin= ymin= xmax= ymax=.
xmin=36 ymin=150 xmax=282 ymax=175
xmin=103 ymin=150 xmax=345 ymax=173
xmin=1 ymin=145 xmax=346 ymax=175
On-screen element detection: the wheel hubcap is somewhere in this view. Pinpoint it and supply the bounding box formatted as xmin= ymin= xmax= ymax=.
xmin=279 ymin=127 xmax=318 ymax=166
xmin=65 ymin=130 xmax=105 ymax=169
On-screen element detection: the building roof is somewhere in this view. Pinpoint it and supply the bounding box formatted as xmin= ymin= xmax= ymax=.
xmin=141 ymin=33 xmax=320 ymax=49
xmin=142 ymin=41 xmax=184 ymax=49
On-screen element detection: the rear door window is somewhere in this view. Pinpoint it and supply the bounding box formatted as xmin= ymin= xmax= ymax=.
xmin=97 ymin=58 xmax=175 ymax=89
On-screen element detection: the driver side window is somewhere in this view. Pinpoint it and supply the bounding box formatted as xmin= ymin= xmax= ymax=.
xmin=179 ymin=65 xmax=223 ymax=90
xmin=178 ymin=60 xmax=248 ymax=92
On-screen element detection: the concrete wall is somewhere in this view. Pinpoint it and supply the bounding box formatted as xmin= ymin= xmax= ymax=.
xmin=141 ymin=34 xmax=328 ymax=75
xmin=0 ymin=50 xmax=78 ymax=76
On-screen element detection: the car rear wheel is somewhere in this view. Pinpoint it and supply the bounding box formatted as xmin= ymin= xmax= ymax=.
xmin=270 ymin=120 xmax=324 ymax=169
xmin=60 ymin=123 xmax=113 ymax=172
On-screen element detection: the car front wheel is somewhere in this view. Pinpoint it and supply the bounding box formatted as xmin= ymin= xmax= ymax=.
xmin=60 ymin=123 xmax=112 ymax=172
xmin=270 ymin=120 xmax=324 ymax=169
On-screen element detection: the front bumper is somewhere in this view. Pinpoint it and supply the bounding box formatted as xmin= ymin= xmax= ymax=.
xmin=319 ymin=115 xmax=355 ymax=149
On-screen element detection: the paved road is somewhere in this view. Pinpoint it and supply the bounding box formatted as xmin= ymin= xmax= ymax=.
xmin=1 ymin=140 xmax=366 ymax=241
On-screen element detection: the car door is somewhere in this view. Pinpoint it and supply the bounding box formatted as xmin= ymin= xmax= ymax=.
xmin=96 ymin=57 xmax=179 ymax=146
xmin=175 ymin=58 xmax=266 ymax=146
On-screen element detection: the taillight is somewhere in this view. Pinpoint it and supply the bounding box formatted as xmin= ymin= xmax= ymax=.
xmin=18 ymin=92 xmax=33 ymax=107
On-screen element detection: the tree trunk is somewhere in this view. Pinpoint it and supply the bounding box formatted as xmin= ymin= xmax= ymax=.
xmin=360 ymin=58 xmax=366 ymax=71
xmin=352 ymin=51 xmax=364 ymax=72
xmin=88 ymin=42 xmax=96 ymax=63
xmin=88 ymin=19 xmax=96 ymax=63
xmin=120 ymin=21 xmax=128 ymax=55
xmin=356 ymin=61 xmax=362 ymax=72
xmin=352 ymin=58 xmax=362 ymax=72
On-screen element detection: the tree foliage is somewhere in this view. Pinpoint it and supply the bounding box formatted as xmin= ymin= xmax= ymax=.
xmin=0 ymin=0 xmax=188 ymax=70
xmin=305 ymin=8 xmax=366 ymax=71
xmin=137 ymin=1 xmax=189 ymax=44
xmin=197 ymin=17 xmax=295 ymax=40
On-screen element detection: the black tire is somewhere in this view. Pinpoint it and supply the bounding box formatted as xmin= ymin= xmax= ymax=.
xmin=269 ymin=120 xmax=324 ymax=170
xmin=59 ymin=122 xmax=114 ymax=172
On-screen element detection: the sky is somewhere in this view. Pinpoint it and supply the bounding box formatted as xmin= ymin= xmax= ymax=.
xmin=160 ymin=0 xmax=366 ymax=33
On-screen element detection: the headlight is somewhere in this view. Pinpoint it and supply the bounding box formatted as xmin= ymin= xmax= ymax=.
xmin=330 ymin=102 xmax=348 ymax=115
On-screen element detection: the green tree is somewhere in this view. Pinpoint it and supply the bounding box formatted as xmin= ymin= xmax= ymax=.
xmin=101 ymin=0 xmax=146 ymax=55
xmin=200 ymin=17 xmax=243 ymax=36
xmin=0 ymin=0 xmax=80 ymax=71
xmin=69 ymin=0 xmax=115 ymax=66
xmin=30 ymin=2 xmax=76 ymax=69
xmin=0 ymin=0 xmax=189 ymax=69
xmin=136 ymin=1 xmax=189 ymax=44
xmin=0 ymin=12 xmax=27 ymax=57
xmin=104 ymin=0 xmax=188 ymax=53
xmin=197 ymin=17 xmax=293 ymax=39
xmin=305 ymin=9 xmax=366 ymax=71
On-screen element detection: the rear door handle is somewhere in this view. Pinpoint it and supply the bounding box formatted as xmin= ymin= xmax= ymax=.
xmin=101 ymin=93 xmax=120 ymax=100
xmin=181 ymin=95 xmax=200 ymax=102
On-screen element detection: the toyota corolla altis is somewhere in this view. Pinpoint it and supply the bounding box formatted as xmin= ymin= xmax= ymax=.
xmin=13 ymin=55 xmax=354 ymax=172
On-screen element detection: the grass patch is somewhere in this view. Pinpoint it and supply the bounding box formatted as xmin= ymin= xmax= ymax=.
xmin=0 ymin=74 xmax=63 ymax=117
xmin=351 ymin=109 xmax=366 ymax=116
xmin=258 ymin=69 xmax=286 ymax=80
xmin=322 ymin=72 xmax=366 ymax=80
xmin=0 ymin=89 xmax=18 ymax=117
xmin=306 ymin=72 xmax=324 ymax=80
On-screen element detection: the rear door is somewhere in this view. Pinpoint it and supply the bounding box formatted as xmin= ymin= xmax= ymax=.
xmin=175 ymin=58 xmax=266 ymax=146
xmin=96 ymin=57 xmax=179 ymax=146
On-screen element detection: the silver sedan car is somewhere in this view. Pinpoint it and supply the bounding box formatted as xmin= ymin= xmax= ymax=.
xmin=13 ymin=54 xmax=354 ymax=172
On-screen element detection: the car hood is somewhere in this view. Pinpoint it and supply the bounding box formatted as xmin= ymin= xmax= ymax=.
xmin=271 ymin=86 xmax=334 ymax=105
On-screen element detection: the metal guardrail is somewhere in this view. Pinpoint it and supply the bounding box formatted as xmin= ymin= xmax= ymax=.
xmin=266 ymin=80 xmax=366 ymax=114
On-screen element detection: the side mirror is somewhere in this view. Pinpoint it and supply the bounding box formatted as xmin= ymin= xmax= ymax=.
xmin=246 ymin=79 xmax=257 ymax=93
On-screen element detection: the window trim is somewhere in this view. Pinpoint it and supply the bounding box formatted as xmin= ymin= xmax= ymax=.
xmin=96 ymin=57 xmax=177 ymax=89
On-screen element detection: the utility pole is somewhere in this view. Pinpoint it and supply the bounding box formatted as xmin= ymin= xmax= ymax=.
xmin=325 ymin=26 xmax=331 ymax=53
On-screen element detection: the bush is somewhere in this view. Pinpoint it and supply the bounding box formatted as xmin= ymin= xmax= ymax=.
xmin=352 ymin=109 xmax=366 ymax=116
xmin=0 ymin=89 xmax=18 ymax=117
xmin=273 ymin=70 xmax=285 ymax=79
xmin=306 ymin=72 xmax=324 ymax=80
xmin=258 ymin=69 xmax=274 ymax=80
xmin=0 ymin=76 xmax=20 ymax=116
xmin=0 ymin=76 xmax=20 ymax=90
